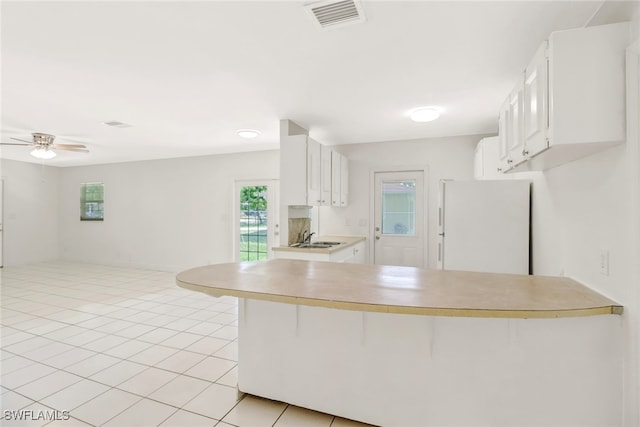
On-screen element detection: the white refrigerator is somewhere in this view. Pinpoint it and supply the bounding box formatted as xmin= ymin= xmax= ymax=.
xmin=437 ymin=180 xmax=530 ymax=274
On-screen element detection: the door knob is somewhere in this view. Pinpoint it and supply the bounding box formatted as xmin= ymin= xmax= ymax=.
xmin=375 ymin=236 xmax=380 ymax=240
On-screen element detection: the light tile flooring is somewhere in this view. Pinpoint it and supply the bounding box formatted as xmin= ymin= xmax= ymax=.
xmin=1 ymin=261 xmax=372 ymax=427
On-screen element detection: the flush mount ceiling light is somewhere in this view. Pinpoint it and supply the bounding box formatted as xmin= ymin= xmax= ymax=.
xmin=409 ymin=107 xmax=441 ymax=123
xmin=237 ymin=129 xmax=261 ymax=139
xmin=30 ymin=147 xmax=57 ymax=159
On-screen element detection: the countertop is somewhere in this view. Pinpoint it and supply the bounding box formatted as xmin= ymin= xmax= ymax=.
xmin=272 ymin=235 xmax=366 ymax=254
xmin=176 ymin=259 xmax=622 ymax=319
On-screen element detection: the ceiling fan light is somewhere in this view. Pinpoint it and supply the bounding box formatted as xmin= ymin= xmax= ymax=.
xmin=30 ymin=148 xmax=56 ymax=159
xmin=409 ymin=107 xmax=441 ymax=123
xmin=237 ymin=129 xmax=261 ymax=139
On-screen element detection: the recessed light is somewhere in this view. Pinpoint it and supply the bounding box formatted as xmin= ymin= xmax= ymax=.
xmin=237 ymin=129 xmax=261 ymax=139
xmin=409 ymin=107 xmax=441 ymax=123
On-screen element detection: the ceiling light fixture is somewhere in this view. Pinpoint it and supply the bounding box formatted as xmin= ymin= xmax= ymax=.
xmin=409 ymin=107 xmax=441 ymax=123
xmin=30 ymin=147 xmax=57 ymax=159
xmin=237 ymin=129 xmax=261 ymax=139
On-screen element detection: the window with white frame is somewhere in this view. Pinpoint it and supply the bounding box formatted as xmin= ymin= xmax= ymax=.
xmin=80 ymin=183 xmax=104 ymax=221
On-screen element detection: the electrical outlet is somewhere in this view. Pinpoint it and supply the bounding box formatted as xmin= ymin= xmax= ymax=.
xmin=599 ymin=249 xmax=610 ymax=276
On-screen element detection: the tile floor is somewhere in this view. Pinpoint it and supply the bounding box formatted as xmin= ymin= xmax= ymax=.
xmin=0 ymin=261 xmax=372 ymax=427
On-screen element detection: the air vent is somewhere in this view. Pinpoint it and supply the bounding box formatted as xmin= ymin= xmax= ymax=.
xmin=305 ymin=0 xmax=366 ymax=30
xmin=102 ymin=121 xmax=131 ymax=128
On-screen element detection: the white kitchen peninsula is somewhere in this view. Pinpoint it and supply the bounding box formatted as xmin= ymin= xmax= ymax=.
xmin=177 ymin=260 xmax=623 ymax=427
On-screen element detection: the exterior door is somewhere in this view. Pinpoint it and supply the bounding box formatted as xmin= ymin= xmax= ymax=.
xmin=235 ymin=180 xmax=279 ymax=262
xmin=373 ymin=171 xmax=425 ymax=267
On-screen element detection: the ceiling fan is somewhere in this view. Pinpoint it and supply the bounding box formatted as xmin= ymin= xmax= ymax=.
xmin=1 ymin=132 xmax=89 ymax=159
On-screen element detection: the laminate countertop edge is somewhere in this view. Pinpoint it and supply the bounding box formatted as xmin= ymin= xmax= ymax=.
xmin=176 ymin=260 xmax=623 ymax=319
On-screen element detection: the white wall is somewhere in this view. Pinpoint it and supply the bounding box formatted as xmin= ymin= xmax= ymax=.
xmin=57 ymin=150 xmax=278 ymax=272
xmin=522 ymin=45 xmax=639 ymax=426
xmin=0 ymin=159 xmax=60 ymax=266
xmin=318 ymin=134 xmax=481 ymax=267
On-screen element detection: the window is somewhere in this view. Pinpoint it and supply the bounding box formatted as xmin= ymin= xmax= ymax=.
xmin=381 ymin=180 xmax=416 ymax=235
xmin=80 ymin=183 xmax=104 ymax=221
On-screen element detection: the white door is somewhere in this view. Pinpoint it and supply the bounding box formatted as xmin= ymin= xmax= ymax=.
xmin=373 ymin=171 xmax=425 ymax=267
xmin=235 ymin=180 xmax=279 ymax=262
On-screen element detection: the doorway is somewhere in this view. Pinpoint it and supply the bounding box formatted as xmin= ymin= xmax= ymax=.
xmin=235 ymin=180 xmax=278 ymax=262
xmin=372 ymin=170 xmax=426 ymax=267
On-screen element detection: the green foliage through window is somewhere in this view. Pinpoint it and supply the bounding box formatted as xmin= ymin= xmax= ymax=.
xmin=240 ymin=186 xmax=267 ymax=261
xmin=81 ymin=183 xmax=104 ymax=221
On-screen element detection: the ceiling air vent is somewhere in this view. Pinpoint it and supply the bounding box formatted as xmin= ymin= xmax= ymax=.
xmin=305 ymin=0 xmax=366 ymax=30
xmin=102 ymin=121 xmax=131 ymax=128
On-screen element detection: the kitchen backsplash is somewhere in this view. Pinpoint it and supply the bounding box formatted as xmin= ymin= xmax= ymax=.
xmin=288 ymin=217 xmax=310 ymax=245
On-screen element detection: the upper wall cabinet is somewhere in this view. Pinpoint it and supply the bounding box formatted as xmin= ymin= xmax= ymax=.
xmin=280 ymin=133 xmax=349 ymax=207
xmin=331 ymin=151 xmax=349 ymax=207
xmin=500 ymin=22 xmax=631 ymax=172
xmin=281 ymin=135 xmax=318 ymax=206
xmin=474 ymin=136 xmax=502 ymax=180
xmin=523 ymin=42 xmax=549 ymax=159
xmin=340 ymin=154 xmax=349 ymax=207
xmin=320 ymin=145 xmax=332 ymax=207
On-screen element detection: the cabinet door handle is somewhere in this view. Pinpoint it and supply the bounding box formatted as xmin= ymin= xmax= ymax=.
xmin=522 ymin=149 xmax=529 ymax=156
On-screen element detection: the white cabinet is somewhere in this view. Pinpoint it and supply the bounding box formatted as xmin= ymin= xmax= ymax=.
xmin=340 ymin=155 xmax=348 ymax=207
xmin=281 ymin=134 xmax=310 ymax=206
xmin=273 ymin=240 xmax=366 ymax=263
xmin=307 ymin=138 xmax=322 ymax=206
xmin=507 ymin=77 xmax=526 ymax=168
xmin=523 ymin=41 xmax=549 ymax=158
xmin=345 ymin=240 xmax=365 ymax=263
xmin=280 ymin=135 xmax=330 ymax=207
xmin=497 ymin=98 xmax=511 ymax=173
xmin=331 ymin=151 xmax=349 ymax=207
xmin=499 ymin=22 xmax=630 ymax=173
xmin=320 ymin=145 xmax=332 ymax=206
xmin=280 ymin=132 xmax=349 ymax=208
xmin=331 ymin=150 xmax=341 ymax=207
xmin=474 ymin=137 xmax=501 ymax=180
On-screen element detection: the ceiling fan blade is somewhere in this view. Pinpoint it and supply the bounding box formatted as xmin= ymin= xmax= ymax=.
xmin=53 ymin=146 xmax=90 ymax=153
xmin=52 ymin=143 xmax=87 ymax=149
xmin=0 ymin=142 xmax=33 ymax=146
xmin=10 ymin=137 xmax=34 ymax=144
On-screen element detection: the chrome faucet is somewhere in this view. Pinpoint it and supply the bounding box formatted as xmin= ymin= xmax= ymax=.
xmin=304 ymin=232 xmax=315 ymax=244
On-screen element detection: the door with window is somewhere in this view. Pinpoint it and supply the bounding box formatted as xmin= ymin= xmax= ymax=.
xmin=235 ymin=180 xmax=278 ymax=262
xmin=373 ymin=171 xmax=425 ymax=267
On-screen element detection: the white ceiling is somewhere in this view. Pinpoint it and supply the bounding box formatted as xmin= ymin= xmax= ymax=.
xmin=0 ymin=0 xmax=631 ymax=167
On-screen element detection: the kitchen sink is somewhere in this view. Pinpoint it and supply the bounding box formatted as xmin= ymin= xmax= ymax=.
xmin=291 ymin=241 xmax=343 ymax=249
xmin=296 ymin=243 xmax=333 ymax=248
